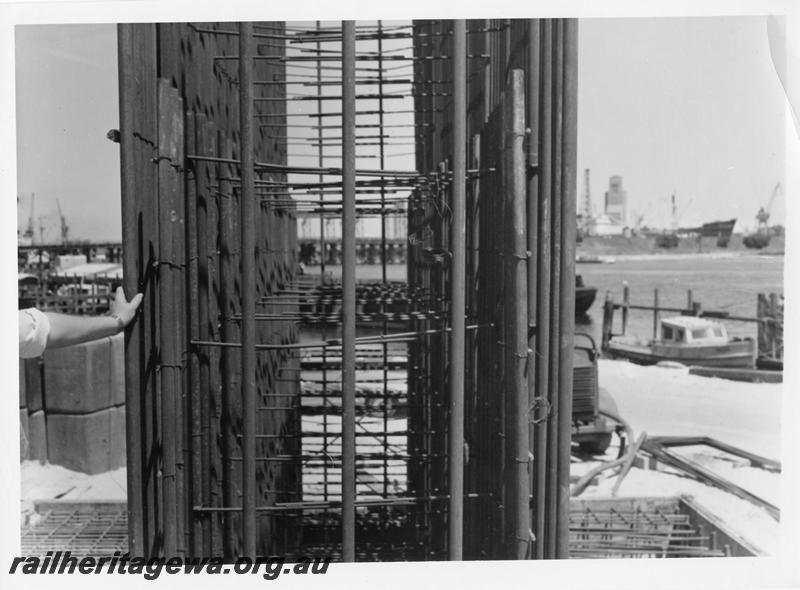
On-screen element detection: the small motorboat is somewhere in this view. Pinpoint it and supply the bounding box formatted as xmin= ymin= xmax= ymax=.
xmin=605 ymin=315 xmax=756 ymax=368
xmin=576 ymin=255 xmax=615 ymax=264
xmin=575 ymin=275 xmax=597 ymax=318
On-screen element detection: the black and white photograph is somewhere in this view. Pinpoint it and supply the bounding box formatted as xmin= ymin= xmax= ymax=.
xmin=3 ymin=1 xmax=799 ymax=588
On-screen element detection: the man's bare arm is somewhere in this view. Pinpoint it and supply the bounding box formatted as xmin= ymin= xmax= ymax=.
xmin=44 ymin=287 xmax=143 ymax=349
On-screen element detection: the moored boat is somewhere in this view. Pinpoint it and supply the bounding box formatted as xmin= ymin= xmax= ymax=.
xmin=605 ymin=316 xmax=756 ymax=368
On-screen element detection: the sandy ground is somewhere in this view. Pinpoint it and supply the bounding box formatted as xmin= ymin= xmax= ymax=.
xmin=573 ymin=459 xmax=780 ymax=555
xmin=571 ymin=359 xmax=784 ymax=555
xmin=20 ymin=461 xmax=126 ymax=526
xmin=599 ymin=359 xmax=781 ymax=459
xmin=20 ymin=359 xmax=784 ymax=556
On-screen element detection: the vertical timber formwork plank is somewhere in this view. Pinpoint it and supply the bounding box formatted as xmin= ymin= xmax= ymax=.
xmin=175 ymin=97 xmax=188 ymax=558
xmin=448 ymin=18 xmax=467 ymax=562
xmin=534 ymin=19 xmax=553 ymax=560
xmin=195 ymin=114 xmax=215 ymax=557
xmin=185 ymin=110 xmax=202 ymax=557
xmin=172 ymin=86 xmax=188 ymax=558
xmin=546 ymin=19 xmax=564 ymax=560
xmin=157 ymin=79 xmax=183 ymax=557
xmin=502 ymin=69 xmax=529 ymax=560
xmin=524 ymin=18 xmax=542 ymax=561
xmin=118 ymin=22 xmax=155 ymax=558
xmin=408 ymin=22 xmax=422 ymax=550
xmin=208 ymin=127 xmax=224 ymax=558
xmin=341 ymin=19 xmax=357 ymax=563
xmin=556 ymin=19 xmax=578 ymax=559
xmin=218 ymin=139 xmax=239 ymax=558
xmin=465 ymin=131 xmax=480 ymax=559
xmin=239 ymin=21 xmax=258 ymax=559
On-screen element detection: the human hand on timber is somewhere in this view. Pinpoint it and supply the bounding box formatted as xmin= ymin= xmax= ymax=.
xmin=109 ymin=286 xmax=144 ymax=328
xmin=44 ymin=287 xmax=143 ymax=349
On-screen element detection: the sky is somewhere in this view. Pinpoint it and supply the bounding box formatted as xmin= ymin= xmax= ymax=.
xmin=15 ymin=24 xmax=120 ymax=243
xmin=11 ymin=15 xmax=794 ymax=242
xmin=576 ymin=16 xmax=787 ymax=232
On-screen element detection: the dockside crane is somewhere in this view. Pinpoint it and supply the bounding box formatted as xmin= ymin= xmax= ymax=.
xmin=744 ymin=182 xmax=782 ymax=249
xmin=633 ymin=200 xmax=654 ymax=234
xmin=56 ymin=198 xmax=69 ymax=245
xmin=756 ymin=182 xmax=782 ymax=235
xmin=24 ymin=192 xmax=35 ymax=242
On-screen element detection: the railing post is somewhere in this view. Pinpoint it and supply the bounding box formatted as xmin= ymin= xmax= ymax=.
xmin=622 ymin=282 xmax=629 ymax=334
xmin=601 ymin=293 xmax=614 ymax=350
xmin=653 ymin=288 xmax=660 ymax=340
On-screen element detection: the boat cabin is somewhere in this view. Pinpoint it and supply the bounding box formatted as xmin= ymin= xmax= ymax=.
xmin=659 ymin=316 xmax=729 ymax=345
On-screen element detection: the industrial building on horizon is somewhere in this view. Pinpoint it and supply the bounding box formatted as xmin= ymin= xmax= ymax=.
xmin=581 ymin=171 xmax=629 ymax=236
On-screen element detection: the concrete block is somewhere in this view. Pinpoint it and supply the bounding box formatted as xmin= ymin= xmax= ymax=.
xmin=20 ymin=409 xmax=29 ymax=461
xmin=110 ymin=406 xmax=127 ymax=467
xmin=24 ymin=357 xmax=44 ymax=412
xmin=108 ymin=333 xmax=126 ymax=406
xmin=46 ymin=406 xmax=126 ymax=475
xmin=43 ymin=334 xmax=125 ymax=414
xmin=27 ymin=410 xmax=47 ymax=462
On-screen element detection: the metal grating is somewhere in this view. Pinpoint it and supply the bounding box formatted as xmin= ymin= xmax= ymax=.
xmin=21 ymin=502 xmax=128 ymax=558
xmin=20 ymin=497 xmax=734 ymax=560
xmin=569 ymin=498 xmax=728 ymax=559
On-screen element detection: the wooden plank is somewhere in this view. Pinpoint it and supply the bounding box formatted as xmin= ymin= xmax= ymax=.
xmin=570 ymin=496 xmax=680 ymax=514
xmin=118 ymin=22 xmax=160 ymax=558
xmin=688 ymin=365 xmax=782 ymax=384
xmin=185 ymin=109 xmax=203 ymax=557
xmin=641 ymin=439 xmax=780 ymax=520
xmin=194 ymin=113 xmax=214 ymax=556
xmin=679 ymin=495 xmax=761 ymax=556
xmin=218 ymin=136 xmax=241 ymax=557
xmin=157 ymin=78 xmax=182 ymax=556
xmin=502 ymin=68 xmax=529 ymax=559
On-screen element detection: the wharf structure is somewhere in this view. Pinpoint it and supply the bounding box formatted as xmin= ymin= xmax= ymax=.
xmin=117 ymin=20 xmax=578 ymax=561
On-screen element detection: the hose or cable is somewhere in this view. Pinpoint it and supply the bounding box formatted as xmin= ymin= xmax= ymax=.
xmin=571 ymin=409 xmax=639 ymax=497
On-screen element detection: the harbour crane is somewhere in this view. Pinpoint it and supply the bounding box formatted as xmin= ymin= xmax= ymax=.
xmin=756 ymin=182 xmax=782 ymax=234
xmin=56 ymin=198 xmax=69 ymax=244
xmin=23 ymin=193 xmax=35 ymax=242
xmin=676 ymin=198 xmax=693 ymax=227
xmin=633 ymin=200 xmax=654 ymax=233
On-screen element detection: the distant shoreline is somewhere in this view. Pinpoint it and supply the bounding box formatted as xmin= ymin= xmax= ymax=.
xmin=576 ymin=233 xmax=785 ymax=259
xmin=582 ymin=250 xmax=784 ymax=262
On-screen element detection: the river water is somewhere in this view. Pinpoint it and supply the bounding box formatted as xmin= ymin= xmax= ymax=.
xmin=576 ymin=254 xmax=785 ymax=345
xmin=306 ymin=253 xmax=785 ymax=344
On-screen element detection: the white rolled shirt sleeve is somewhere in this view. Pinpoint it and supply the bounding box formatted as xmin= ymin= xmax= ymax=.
xmin=19 ymin=308 xmax=50 ymax=359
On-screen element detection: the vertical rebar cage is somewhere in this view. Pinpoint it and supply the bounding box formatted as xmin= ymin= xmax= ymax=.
xmin=118 ymin=19 xmax=577 ymax=562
